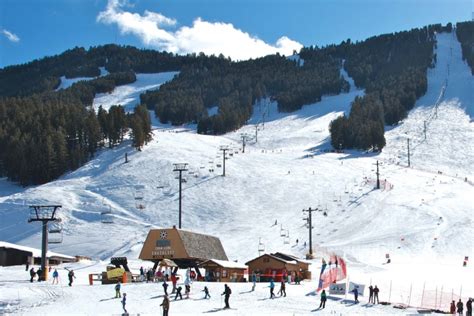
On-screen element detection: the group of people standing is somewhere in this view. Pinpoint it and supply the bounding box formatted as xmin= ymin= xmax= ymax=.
xmin=28 ymin=266 xmax=74 ymax=286
xmin=450 ymin=298 xmax=472 ymax=316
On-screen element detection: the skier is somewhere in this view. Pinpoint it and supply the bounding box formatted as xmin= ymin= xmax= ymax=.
xmin=29 ymin=267 xmax=36 ymax=283
xmin=37 ymin=268 xmax=43 ymax=282
xmin=160 ymin=295 xmax=170 ymax=316
xmin=221 ymin=284 xmax=231 ymax=309
xmin=457 ymin=299 xmax=464 ymax=315
xmin=319 ymin=289 xmax=327 ymax=309
xmin=296 ymin=239 xmax=299 ymax=245
xmin=139 ymin=266 xmax=144 ymax=277
xmin=203 ymin=286 xmax=210 ymax=299
xmin=450 ymin=300 xmax=456 ymax=314
xmin=277 ymin=281 xmax=286 ymax=297
xmin=121 ymin=292 xmax=128 ymax=314
xmin=115 ymin=281 xmax=122 ymax=298
xmin=351 ymin=286 xmax=359 ymax=303
xmin=162 ymin=280 xmax=169 ymax=296
xmin=466 ymin=298 xmax=472 ymax=316
xmin=68 ymin=269 xmax=76 ymax=286
xmin=52 ymin=269 xmax=59 ymax=285
xmin=368 ymin=285 xmax=374 ymax=303
xmin=373 ymin=285 xmax=380 ymax=304
xmin=269 ymin=278 xmax=276 ymax=299
xmin=184 ymin=278 xmax=191 ymax=299
xmin=171 ymin=273 xmax=178 ymax=293
xmin=251 ymin=272 xmax=256 ymax=291
xmin=174 ymin=286 xmax=183 ymax=300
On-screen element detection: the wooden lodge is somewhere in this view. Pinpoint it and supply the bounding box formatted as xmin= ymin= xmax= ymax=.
xmin=139 ymin=227 xmax=228 ymax=278
xmin=0 ymin=241 xmax=76 ymax=267
xmin=198 ymin=259 xmax=247 ymax=282
xmin=245 ymin=252 xmax=311 ymax=282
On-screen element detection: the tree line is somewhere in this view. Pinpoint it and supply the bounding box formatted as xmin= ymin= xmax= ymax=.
xmin=456 ymin=21 xmax=474 ymax=75
xmin=328 ymin=25 xmax=441 ymax=151
xmin=0 ymin=91 xmax=151 ymax=185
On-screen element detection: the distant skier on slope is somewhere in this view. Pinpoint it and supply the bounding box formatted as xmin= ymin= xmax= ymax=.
xmin=221 ymin=284 xmax=232 ymax=309
xmin=162 ymin=280 xmax=169 ymax=296
xmin=174 ymin=286 xmax=183 ymax=300
xmin=115 ymin=281 xmax=122 ymax=298
xmin=319 ymin=289 xmax=327 ymax=309
xmin=351 ymin=286 xmax=359 ymax=303
xmin=269 ymin=278 xmax=276 ymax=299
xmin=29 ymin=267 xmax=36 ymax=283
xmin=203 ymin=286 xmax=210 ymax=299
xmin=121 ymin=293 xmax=128 ymax=314
xmin=277 ymin=281 xmax=286 ymax=297
xmin=52 ymin=269 xmax=59 ymax=285
xmin=68 ymin=269 xmax=76 ymax=286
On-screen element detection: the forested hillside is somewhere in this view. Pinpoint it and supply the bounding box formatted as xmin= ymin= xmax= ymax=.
xmin=456 ymin=21 xmax=474 ymax=74
xmin=327 ymin=25 xmax=445 ymax=150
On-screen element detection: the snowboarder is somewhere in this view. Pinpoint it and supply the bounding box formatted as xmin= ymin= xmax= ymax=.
xmin=121 ymin=292 xmax=127 ymax=314
xmin=68 ymin=269 xmax=76 ymax=287
xmin=115 ymin=281 xmax=122 ymax=298
xmin=319 ymin=289 xmax=327 ymax=309
xmin=29 ymin=267 xmax=36 ymax=283
xmin=52 ymin=269 xmax=59 ymax=284
xmin=251 ymin=272 xmax=256 ymax=291
xmin=466 ymin=298 xmax=472 ymax=316
xmin=351 ymin=286 xmax=359 ymax=303
xmin=203 ymin=286 xmax=210 ymax=299
xmin=368 ymin=285 xmax=374 ymax=303
xmin=450 ymin=300 xmax=456 ymax=314
xmin=373 ymin=285 xmax=380 ymax=304
xmin=160 ymin=295 xmax=170 ymax=316
xmin=174 ymin=286 xmax=183 ymax=300
xmin=162 ymin=280 xmax=169 ymax=296
xmin=221 ymin=284 xmax=231 ymax=309
xmin=277 ymin=281 xmax=286 ymax=297
xmin=457 ymin=299 xmax=464 ymax=315
xmin=269 ymin=278 xmax=276 ymax=299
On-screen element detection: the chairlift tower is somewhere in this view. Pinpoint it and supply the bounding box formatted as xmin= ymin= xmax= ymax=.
xmin=173 ymin=163 xmax=188 ymax=228
xmin=219 ymin=146 xmax=229 ymax=177
xmin=302 ymin=207 xmax=319 ymax=257
xmin=28 ymin=205 xmax=61 ymax=281
xmin=240 ymin=134 xmax=250 ymax=153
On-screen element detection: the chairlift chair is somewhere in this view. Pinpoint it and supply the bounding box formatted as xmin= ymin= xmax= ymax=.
xmin=101 ymin=207 xmax=114 ymax=224
xmin=48 ymin=220 xmax=63 ymax=244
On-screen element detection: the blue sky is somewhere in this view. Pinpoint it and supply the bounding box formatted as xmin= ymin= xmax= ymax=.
xmin=0 ymin=0 xmax=472 ymax=67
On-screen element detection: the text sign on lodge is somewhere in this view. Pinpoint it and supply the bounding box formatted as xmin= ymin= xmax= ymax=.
xmin=153 ymin=239 xmax=175 ymax=258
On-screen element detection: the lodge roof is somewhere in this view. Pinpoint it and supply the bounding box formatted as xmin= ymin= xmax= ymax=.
xmin=245 ymin=253 xmax=298 ymax=266
xmin=199 ymin=259 xmax=247 ymax=269
xmin=176 ymin=229 xmax=228 ymax=261
xmin=0 ymin=241 xmax=76 ymax=260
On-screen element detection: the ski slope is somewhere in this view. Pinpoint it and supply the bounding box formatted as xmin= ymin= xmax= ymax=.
xmin=92 ymin=71 xmax=179 ymax=112
xmin=55 ymin=67 xmax=109 ymax=90
xmin=0 ymin=32 xmax=473 ymax=315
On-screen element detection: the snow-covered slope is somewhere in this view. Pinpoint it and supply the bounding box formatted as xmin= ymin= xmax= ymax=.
xmin=92 ymin=71 xmax=179 ymax=111
xmin=55 ymin=67 xmax=109 ymax=90
xmin=0 ymin=32 xmax=473 ymax=315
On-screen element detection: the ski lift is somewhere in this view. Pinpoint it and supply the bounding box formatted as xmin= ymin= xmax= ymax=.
xmin=258 ymin=237 xmax=265 ymax=254
xmin=284 ymin=230 xmax=290 ymax=244
xmin=101 ymin=206 xmax=114 ymax=224
xmin=134 ymin=185 xmax=145 ymax=200
xmin=216 ymin=164 xmax=222 ymax=168
xmin=229 ymin=153 xmax=234 ymax=157
xmin=48 ymin=219 xmax=63 ymax=244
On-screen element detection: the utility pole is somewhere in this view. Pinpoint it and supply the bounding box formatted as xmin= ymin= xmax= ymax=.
xmin=423 ymin=121 xmax=427 ymax=141
xmin=173 ymin=163 xmax=188 ymax=229
xmin=407 ymin=138 xmax=411 ymax=168
xmin=219 ymin=146 xmax=229 ymax=177
xmin=302 ymin=207 xmax=317 ymax=258
xmin=374 ymin=160 xmax=381 ymax=189
xmin=28 ymin=205 xmax=61 ymax=281
xmin=240 ymin=134 xmax=250 ymax=153
xmin=254 ymin=125 xmax=258 ymax=143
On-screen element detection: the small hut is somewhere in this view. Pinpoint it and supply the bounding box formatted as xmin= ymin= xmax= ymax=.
xmin=199 ymin=259 xmax=247 ymax=282
xmin=245 ymin=252 xmax=311 ymax=282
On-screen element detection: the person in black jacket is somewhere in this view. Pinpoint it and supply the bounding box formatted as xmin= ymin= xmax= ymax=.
xmin=457 ymin=299 xmax=464 ymax=315
xmin=174 ymin=286 xmax=183 ymax=300
xmin=68 ymin=269 xmax=76 ymax=286
xmin=368 ymin=285 xmax=374 ymax=303
xmin=29 ymin=267 xmax=36 ymax=282
xmin=221 ymin=284 xmax=231 ymax=309
xmin=466 ymin=297 xmax=472 ymax=316
xmin=373 ymin=285 xmax=380 ymax=304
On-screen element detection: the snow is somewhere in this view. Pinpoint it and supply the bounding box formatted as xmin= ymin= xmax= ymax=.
xmin=92 ymin=71 xmax=179 ymax=112
xmin=0 ymin=32 xmax=473 ymax=315
xmin=287 ymin=54 xmax=304 ymax=66
xmin=55 ymin=67 xmax=109 ymax=91
xmin=207 ymin=105 xmax=219 ymax=117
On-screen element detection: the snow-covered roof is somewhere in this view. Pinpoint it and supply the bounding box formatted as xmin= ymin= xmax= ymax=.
xmin=0 ymin=241 xmax=76 ymax=260
xmin=245 ymin=253 xmax=299 ymax=265
xmin=200 ymin=259 xmax=247 ymax=269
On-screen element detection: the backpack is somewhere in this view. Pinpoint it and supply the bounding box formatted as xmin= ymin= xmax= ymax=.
xmin=227 ymin=287 xmax=232 ymax=295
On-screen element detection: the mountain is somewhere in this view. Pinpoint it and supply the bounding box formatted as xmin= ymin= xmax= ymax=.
xmin=0 ymin=24 xmax=473 ymax=314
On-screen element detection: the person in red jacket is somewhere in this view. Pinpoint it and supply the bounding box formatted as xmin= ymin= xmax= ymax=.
xmin=450 ymin=300 xmax=456 ymax=314
xmin=171 ymin=273 xmax=179 ymax=294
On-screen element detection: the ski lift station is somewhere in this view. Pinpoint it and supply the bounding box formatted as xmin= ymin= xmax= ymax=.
xmin=139 ymin=226 xmax=247 ymax=281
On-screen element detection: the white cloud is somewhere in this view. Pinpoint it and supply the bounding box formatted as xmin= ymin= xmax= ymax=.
xmin=97 ymin=0 xmax=302 ymax=60
xmin=1 ymin=29 xmax=20 ymax=43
